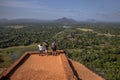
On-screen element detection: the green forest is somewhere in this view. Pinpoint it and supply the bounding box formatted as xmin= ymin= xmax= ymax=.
xmin=0 ymin=23 xmax=120 ymax=80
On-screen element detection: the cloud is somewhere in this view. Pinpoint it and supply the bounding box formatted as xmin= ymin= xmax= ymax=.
xmin=95 ymin=10 xmax=120 ymax=21
xmin=0 ymin=0 xmax=120 ymax=21
xmin=0 ymin=0 xmax=85 ymax=19
xmin=0 ymin=0 xmax=41 ymax=8
xmin=97 ymin=10 xmax=120 ymax=18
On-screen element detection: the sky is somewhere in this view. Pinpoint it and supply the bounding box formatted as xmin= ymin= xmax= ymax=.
xmin=0 ymin=0 xmax=120 ymax=22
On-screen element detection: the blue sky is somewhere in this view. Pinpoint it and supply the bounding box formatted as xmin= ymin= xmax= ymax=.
xmin=0 ymin=0 xmax=120 ymax=22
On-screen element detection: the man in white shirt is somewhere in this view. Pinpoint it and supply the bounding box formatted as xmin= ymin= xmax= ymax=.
xmin=38 ymin=43 xmax=44 ymax=56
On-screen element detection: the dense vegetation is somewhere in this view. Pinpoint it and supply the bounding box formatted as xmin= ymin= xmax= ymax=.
xmin=0 ymin=23 xmax=64 ymax=48
xmin=0 ymin=23 xmax=120 ymax=80
xmin=56 ymin=25 xmax=120 ymax=80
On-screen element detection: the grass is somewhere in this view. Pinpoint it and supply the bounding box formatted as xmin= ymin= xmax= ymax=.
xmin=77 ymin=28 xmax=93 ymax=32
xmin=8 ymin=25 xmax=24 ymax=29
xmin=0 ymin=44 xmax=38 ymax=68
xmin=77 ymin=28 xmax=120 ymax=37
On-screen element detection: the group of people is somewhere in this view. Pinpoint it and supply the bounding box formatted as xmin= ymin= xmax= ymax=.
xmin=38 ymin=40 xmax=57 ymax=56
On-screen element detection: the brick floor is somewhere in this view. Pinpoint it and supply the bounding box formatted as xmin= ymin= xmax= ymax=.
xmin=10 ymin=55 xmax=67 ymax=80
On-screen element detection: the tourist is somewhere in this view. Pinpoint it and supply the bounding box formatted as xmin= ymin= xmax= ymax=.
xmin=44 ymin=41 xmax=49 ymax=55
xmin=38 ymin=43 xmax=44 ymax=56
xmin=51 ymin=40 xmax=57 ymax=55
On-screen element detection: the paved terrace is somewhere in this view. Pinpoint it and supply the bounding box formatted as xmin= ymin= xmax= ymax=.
xmin=0 ymin=50 xmax=105 ymax=80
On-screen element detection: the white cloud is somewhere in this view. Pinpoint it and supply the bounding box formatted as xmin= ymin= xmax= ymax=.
xmin=0 ymin=0 xmax=42 ymax=9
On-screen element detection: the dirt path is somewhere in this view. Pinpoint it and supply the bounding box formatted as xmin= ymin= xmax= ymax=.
xmin=9 ymin=54 xmax=67 ymax=80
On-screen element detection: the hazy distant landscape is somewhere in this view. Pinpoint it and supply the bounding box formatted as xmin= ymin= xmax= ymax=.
xmin=0 ymin=19 xmax=120 ymax=80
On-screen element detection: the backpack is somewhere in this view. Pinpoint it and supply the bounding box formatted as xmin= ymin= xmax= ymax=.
xmin=52 ymin=42 xmax=56 ymax=48
xmin=45 ymin=43 xmax=49 ymax=47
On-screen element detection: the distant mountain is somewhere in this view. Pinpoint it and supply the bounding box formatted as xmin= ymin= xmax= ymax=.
xmin=10 ymin=19 xmax=42 ymax=23
xmin=0 ymin=18 xmax=50 ymax=23
xmin=0 ymin=19 xmax=9 ymax=23
xmin=85 ymin=19 xmax=98 ymax=23
xmin=54 ymin=17 xmax=77 ymax=24
xmin=0 ymin=17 xmax=78 ymax=24
xmin=0 ymin=18 xmax=120 ymax=24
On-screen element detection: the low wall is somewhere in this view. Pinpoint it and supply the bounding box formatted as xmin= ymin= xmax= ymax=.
xmin=60 ymin=53 xmax=77 ymax=80
xmin=0 ymin=52 xmax=30 ymax=80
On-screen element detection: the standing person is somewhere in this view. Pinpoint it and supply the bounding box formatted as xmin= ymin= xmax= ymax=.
xmin=51 ymin=40 xmax=57 ymax=55
xmin=38 ymin=43 xmax=44 ymax=56
xmin=44 ymin=41 xmax=49 ymax=55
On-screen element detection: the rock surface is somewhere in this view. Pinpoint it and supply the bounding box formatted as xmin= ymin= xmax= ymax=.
xmin=0 ymin=51 xmax=105 ymax=80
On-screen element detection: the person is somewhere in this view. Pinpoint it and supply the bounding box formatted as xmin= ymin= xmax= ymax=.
xmin=38 ymin=43 xmax=44 ymax=56
xmin=51 ymin=40 xmax=57 ymax=55
xmin=44 ymin=41 xmax=49 ymax=55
